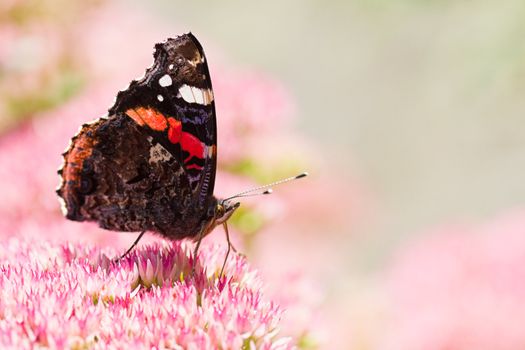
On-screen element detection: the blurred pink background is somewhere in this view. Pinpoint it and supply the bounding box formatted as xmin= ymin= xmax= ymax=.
xmin=2 ymin=0 xmax=525 ymax=348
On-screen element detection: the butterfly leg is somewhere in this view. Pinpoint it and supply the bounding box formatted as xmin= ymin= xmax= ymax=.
xmin=219 ymin=221 xmax=237 ymax=278
xmin=191 ymin=227 xmax=205 ymax=277
xmin=116 ymin=231 xmax=146 ymax=262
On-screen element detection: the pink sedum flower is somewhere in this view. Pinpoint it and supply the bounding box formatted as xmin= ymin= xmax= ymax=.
xmin=0 ymin=237 xmax=294 ymax=349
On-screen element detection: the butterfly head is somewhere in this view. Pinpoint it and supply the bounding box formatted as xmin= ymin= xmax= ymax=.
xmin=214 ymin=199 xmax=241 ymax=225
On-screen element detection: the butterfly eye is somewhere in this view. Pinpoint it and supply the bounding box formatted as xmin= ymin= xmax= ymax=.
xmin=216 ymin=204 xmax=225 ymax=217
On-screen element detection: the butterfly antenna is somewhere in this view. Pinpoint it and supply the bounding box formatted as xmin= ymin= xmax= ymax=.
xmin=224 ymin=172 xmax=308 ymax=201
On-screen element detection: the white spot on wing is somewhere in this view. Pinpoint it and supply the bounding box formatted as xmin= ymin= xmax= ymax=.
xmin=157 ymin=94 xmax=164 ymax=102
xmin=159 ymin=74 xmax=172 ymax=87
xmin=191 ymin=87 xmax=204 ymax=104
xmin=178 ymin=84 xmax=214 ymax=105
xmin=178 ymin=84 xmax=195 ymax=103
xmin=168 ymin=64 xmax=174 ymax=70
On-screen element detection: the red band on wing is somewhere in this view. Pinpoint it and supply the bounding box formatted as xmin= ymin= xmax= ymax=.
xmin=138 ymin=107 xmax=167 ymax=131
xmin=125 ymin=109 xmax=145 ymax=126
xmin=180 ymin=131 xmax=205 ymax=161
xmin=128 ymin=112 xmax=205 ymax=166
xmin=125 ymin=107 xmax=167 ymax=131
xmin=167 ymin=117 xmax=205 ymax=162
xmin=185 ymin=164 xmax=204 ymax=170
xmin=167 ymin=117 xmax=182 ymax=144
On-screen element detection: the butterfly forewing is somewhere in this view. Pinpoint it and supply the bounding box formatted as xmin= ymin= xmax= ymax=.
xmin=109 ymin=33 xmax=217 ymax=207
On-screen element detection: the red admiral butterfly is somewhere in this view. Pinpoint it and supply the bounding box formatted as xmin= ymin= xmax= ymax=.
xmin=57 ymin=33 xmax=306 ymax=275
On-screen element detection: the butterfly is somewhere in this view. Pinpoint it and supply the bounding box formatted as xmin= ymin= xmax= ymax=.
xmin=56 ymin=33 xmax=306 ymax=275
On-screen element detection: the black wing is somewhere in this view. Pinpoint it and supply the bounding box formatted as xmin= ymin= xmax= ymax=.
xmin=109 ymin=33 xmax=217 ymax=209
